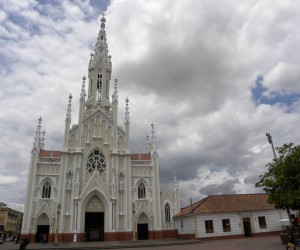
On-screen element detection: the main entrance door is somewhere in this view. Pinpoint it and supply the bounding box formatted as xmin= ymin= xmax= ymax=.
xmin=36 ymin=225 xmax=49 ymax=243
xmin=137 ymin=223 xmax=149 ymax=240
xmin=85 ymin=212 xmax=104 ymax=241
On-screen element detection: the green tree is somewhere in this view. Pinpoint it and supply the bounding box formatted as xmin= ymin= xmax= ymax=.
xmin=255 ymin=143 xmax=300 ymax=226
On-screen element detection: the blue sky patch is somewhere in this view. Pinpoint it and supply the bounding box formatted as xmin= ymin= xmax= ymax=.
xmin=251 ymin=75 xmax=300 ymax=108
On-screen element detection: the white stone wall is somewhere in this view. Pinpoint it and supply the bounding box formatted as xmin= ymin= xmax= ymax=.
xmin=175 ymin=209 xmax=297 ymax=238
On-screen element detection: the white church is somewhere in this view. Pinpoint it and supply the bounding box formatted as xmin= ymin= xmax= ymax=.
xmin=21 ymin=16 xmax=180 ymax=243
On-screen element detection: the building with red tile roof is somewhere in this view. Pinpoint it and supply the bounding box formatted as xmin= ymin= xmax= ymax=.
xmin=174 ymin=194 xmax=296 ymax=240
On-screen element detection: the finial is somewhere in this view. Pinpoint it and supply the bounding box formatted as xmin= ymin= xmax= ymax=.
xmin=42 ymin=130 xmax=46 ymax=150
xmin=33 ymin=116 xmax=43 ymax=149
xmin=125 ymin=98 xmax=130 ymax=124
xmin=82 ymin=75 xmax=86 ymax=84
xmin=125 ymin=97 xmax=129 ymax=108
xmin=114 ymin=78 xmax=118 ymax=89
xmin=69 ymin=93 xmax=72 ymax=101
xmin=146 ymin=134 xmax=150 ymax=152
xmin=174 ymin=171 xmax=177 ymax=182
xmin=101 ymin=14 xmax=106 ymax=28
xmin=150 ymin=122 xmax=157 ymax=152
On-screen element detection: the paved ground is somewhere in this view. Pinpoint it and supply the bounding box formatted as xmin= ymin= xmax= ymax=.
xmin=0 ymin=235 xmax=289 ymax=250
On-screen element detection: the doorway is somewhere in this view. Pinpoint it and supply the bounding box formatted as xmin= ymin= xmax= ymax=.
xmin=137 ymin=223 xmax=149 ymax=240
xmin=243 ymin=217 xmax=253 ymax=237
xmin=85 ymin=212 xmax=104 ymax=241
xmin=36 ymin=225 xmax=49 ymax=243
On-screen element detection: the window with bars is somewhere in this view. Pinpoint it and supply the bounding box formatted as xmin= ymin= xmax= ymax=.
xmin=205 ymin=220 xmax=214 ymax=233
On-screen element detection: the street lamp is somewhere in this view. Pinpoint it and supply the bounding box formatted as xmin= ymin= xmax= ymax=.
xmin=54 ymin=203 xmax=61 ymax=245
xmin=132 ymin=202 xmax=136 ymax=242
xmin=266 ymin=133 xmax=277 ymax=159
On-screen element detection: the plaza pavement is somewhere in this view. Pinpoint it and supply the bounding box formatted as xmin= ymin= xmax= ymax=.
xmin=0 ymin=235 xmax=288 ymax=250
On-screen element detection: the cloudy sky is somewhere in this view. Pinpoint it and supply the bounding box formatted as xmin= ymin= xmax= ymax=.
xmin=1 ymin=0 xmax=300 ymax=211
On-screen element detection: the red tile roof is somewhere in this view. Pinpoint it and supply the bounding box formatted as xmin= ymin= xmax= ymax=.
xmin=175 ymin=194 xmax=275 ymax=217
xmin=131 ymin=153 xmax=151 ymax=160
xmin=39 ymin=150 xmax=62 ymax=158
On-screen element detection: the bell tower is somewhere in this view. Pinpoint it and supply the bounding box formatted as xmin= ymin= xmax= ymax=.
xmin=86 ymin=15 xmax=112 ymax=114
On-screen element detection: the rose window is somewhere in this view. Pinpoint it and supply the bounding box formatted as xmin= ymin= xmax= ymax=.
xmin=86 ymin=149 xmax=106 ymax=175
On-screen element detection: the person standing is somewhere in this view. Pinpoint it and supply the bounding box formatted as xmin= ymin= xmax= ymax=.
xmin=43 ymin=233 xmax=47 ymax=245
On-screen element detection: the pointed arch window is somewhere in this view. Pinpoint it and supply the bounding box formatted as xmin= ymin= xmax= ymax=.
xmin=106 ymin=80 xmax=109 ymax=98
xmin=89 ymin=79 xmax=92 ymax=97
xmin=138 ymin=182 xmax=146 ymax=199
xmin=165 ymin=203 xmax=171 ymax=223
xmin=42 ymin=181 xmax=51 ymax=199
xmin=97 ymin=73 xmax=102 ymax=91
xmin=97 ymin=73 xmax=102 ymax=101
xmin=86 ymin=149 xmax=106 ymax=175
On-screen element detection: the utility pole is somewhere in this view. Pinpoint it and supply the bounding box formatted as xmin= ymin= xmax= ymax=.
xmin=266 ymin=133 xmax=277 ymax=160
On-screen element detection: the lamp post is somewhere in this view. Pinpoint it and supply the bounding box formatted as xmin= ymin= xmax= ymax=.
xmin=266 ymin=133 xmax=277 ymax=160
xmin=54 ymin=203 xmax=61 ymax=245
xmin=132 ymin=202 xmax=136 ymax=242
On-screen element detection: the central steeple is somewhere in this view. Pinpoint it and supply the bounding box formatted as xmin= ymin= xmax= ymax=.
xmin=86 ymin=15 xmax=112 ymax=113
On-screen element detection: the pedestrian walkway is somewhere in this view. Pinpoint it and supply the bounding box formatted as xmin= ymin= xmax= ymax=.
xmin=0 ymin=238 xmax=203 ymax=250
xmin=0 ymin=235 xmax=285 ymax=250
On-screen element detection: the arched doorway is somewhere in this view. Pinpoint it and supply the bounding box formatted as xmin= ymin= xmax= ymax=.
xmin=137 ymin=212 xmax=149 ymax=240
xmin=36 ymin=213 xmax=50 ymax=243
xmin=85 ymin=196 xmax=105 ymax=241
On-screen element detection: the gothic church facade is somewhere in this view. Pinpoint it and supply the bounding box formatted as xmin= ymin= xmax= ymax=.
xmin=21 ymin=17 xmax=180 ymax=242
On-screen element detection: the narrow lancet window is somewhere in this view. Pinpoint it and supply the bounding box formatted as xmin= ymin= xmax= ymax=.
xmin=97 ymin=73 xmax=102 ymax=101
xmin=42 ymin=181 xmax=51 ymax=199
xmin=165 ymin=203 xmax=171 ymax=222
xmin=138 ymin=182 xmax=146 ymax=199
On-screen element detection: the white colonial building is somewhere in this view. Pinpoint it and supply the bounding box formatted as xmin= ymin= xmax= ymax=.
xmin=174 ymin=194 xmax=297 ymax=240
xmin=21 ymin=16 xmax=180 ymax=243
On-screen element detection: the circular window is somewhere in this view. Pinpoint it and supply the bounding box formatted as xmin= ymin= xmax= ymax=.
xmin=86 ymin=150 xmax=106 ymax=175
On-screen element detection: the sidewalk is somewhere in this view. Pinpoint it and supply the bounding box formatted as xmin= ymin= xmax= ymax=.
xmin=0 ymin=235 xmax=286 ymax=250
xmin=0 ymin=238 xmax=203 ymax=250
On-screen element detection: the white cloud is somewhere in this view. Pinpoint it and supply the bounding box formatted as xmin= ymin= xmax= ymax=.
xmin=265 ymin=62 xmax=300 ymax=94
xmin=0 ymin=175 xmax=18 ymax=184
xmin=1 ymin=0 xmax=300 ymax=210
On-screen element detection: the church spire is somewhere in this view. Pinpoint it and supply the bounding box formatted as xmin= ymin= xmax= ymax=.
xmin=63 ymin=94 xmax=72 ymax=149
xmin=125 ymin=98 xmax=129 ymax=124
xmin=41 ymin=130 xmax=46 ymax=150
xmin=86 ymin=15 xmax=112 ymax=113
xmin=112 ymin=78 xmax=118 ymax=102
xmin=89 ymin=15 xmax=111 ymax=71
xmin=66 ymin=94 xmax=72 ymax=121
xmin=33 ymin=116 xmax=42 ymax=151
xmin=150 ymin=122 xmax=157 ymax=153
xmin=124 ymin=98 xmax=130 ymax=153
xmin=81 ymin=76 xmax=86 ymax=100
xmin=173 ymin=171 xmax=179 ymax=190
xmin=146 ymin=134 xmax=150 ymax=152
